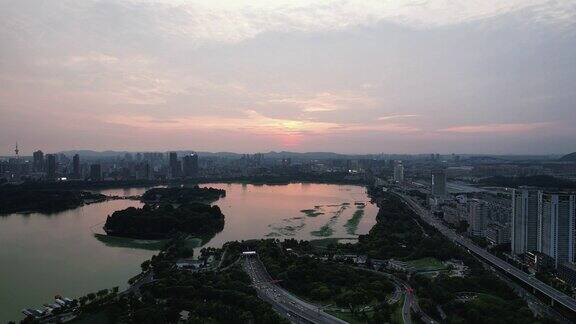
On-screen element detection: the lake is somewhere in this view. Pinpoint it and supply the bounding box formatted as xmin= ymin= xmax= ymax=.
xmin=0 ymin=183 xmax=376 ymax=322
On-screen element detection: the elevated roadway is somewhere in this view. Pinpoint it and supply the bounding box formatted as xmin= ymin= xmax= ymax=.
xmin=396 ymin=192 xmax=576 ymax=314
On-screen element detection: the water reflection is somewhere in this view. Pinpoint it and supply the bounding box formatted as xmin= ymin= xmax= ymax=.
xmin=0 ymin=183 xmax=376 ymax=322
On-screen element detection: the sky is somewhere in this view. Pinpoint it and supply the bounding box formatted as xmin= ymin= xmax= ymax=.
xmin=1 ymin=0 xmax=575 ymax=155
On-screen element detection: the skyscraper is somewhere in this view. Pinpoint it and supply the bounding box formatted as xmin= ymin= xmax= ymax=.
xmin=539 ymin=193 xmax=575 ymax=267
xmin=393 ymin=161 xmax=404 ymax=183
xmin=431 ymin=169 xmax=447 ymax=197
xmin=468 ymin=199 xmax=488 ymax=236
xmin=169 ymin=152 xmax=180 ymax=178
xmin=183 ymin=154 xmax=199 ymax=177
xmin=46 ymin=154 xmax=56 ymax=180
xmin=33 ymin=150 xmax=44 ymax=172
xmin=511 ymin=189 xmax=540 ymax=256
xmin=72 ymin=154 xmax=80 ymax=179
xmin=89 ymin=164 xmax=102 ymax=181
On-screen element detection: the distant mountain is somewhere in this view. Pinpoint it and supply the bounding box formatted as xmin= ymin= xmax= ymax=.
xmin=480 ymin=175 xmax=576 ymax=189
xmin=560 ymin=152 xmax=576 ymax=162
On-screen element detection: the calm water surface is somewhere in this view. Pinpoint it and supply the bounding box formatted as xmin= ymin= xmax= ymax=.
xmin=0 ymin=184 xmax=376 ymax=322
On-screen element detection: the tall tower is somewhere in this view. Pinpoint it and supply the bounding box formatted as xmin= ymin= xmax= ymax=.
xmin=469 ymin=199 xmax=488 ymax=236
xmin=169 ymin=152 xmax=180 ymax=178
xmin=431 ymin=169 xmax=447 ymax=197
xmin=33 ymin=150 xmax=44 ymax=172
xmin=73 ymin=154 xmax=80 ymax=179
xmin=539 ymin=193 xmax=575 ymax=267
xmin=511 ymin=189 xmax=540 ymax=256
xmin=393 ymin=161 xmax=404 ymax=183
xmin=183 ymin=153 xmax=199 ymax=178
xmin=46 ymin=154 xmax=57 ymax=180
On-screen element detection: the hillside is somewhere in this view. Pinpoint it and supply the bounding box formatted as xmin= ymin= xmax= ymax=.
xmin=560 ymin=152 xmax=576 ymax=162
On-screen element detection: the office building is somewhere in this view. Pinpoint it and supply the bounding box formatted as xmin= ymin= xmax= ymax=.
xmin=538 ymin=193 xmax=575 ymax=267
xmin=393 ymin=162 xmax=404 ymax=183
xmin=89 ymin=164 xmax=102 ymax=181
xmin=72 ymin=154 xmax=80 ymax=179
xmin=431 ymin=169 xmax=447 ymax=197
xmin=485 ymin=223 xmax=511 ymax=245
xmin=46 ymin=154 xmax=56 ymax=179
xmin=183 ymin=154 xmax=199 ymax=177
xmin=169 ymin=152 xmax=180 ymax=178
xmin=135 ymin=162 xmax=151 ymax=180
xmin=511 ymin=189 xmax=540 ymax=256
xmin=468 ymin=199 xmax=488 ymax=237
xmin=33 ymin=150 xmax=44 ymax=172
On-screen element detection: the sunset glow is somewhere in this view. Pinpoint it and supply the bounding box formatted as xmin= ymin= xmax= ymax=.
xmin=1 ymin=0 xmax=575 ymax=154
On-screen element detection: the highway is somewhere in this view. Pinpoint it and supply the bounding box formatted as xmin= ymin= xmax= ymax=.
xmin=353 ymin=267 xmax=437 ymax=324
xmin=242 ymin=255 xmax=347 ymax=324
xmin=396 ymin=192 xmax=576 ymax=314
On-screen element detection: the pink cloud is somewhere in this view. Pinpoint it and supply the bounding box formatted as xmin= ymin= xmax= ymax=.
xmin=438 ymin=122 xmax=553 ymax=134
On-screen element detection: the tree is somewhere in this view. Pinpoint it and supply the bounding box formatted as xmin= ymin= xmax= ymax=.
xmin=335 ymin=289 xmax=370 ymax=314
xmin=141 ymin=260 xmax=151 ymax=272
xmin=97 ymin=289 xmax=109 ymax=298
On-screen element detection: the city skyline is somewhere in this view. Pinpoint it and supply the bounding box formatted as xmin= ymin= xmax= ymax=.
xmin=1 ymin=1 xmax=576 ymax=155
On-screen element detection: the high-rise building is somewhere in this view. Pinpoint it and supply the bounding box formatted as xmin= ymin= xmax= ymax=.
xmin=511 ymin=189 xmax=576 ymax=267
xmin=139 ymin=162 xmax=151 ymax=180
xmin=485 ymin=223 xmax=510 ymax=245
xmin=511 ymin=189 xmax=540 ymax=256
xmin=46 ymin=154 xmax=56 ymax=180
xmin=431 ymin=169 xmax=447 ymax=197
xmin=468 ymin=199 xmax=488 ymax=236
xmin=72 ymin=154 xmax=80 ymax=179
xmin=33 ymin=150 xmax=44 ymax=172
xmin=169 ymin=152 xmax=180 ymax=178
xmin=393 ymin=162 xmax=404 ymax=183
xmin=183 ymin=154 xmax=199 ymax=177
xmin=89 ymin=164 xmax=102 ymax=181
xmin=538 ymin=193 xmax=575 ymax=267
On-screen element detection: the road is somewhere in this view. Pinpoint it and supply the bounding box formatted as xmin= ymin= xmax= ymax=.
xmin=121 ymin=271 xmax=154 ymax=297
xmin=242 ymin=255 xmax=347 ymax=324
xmin=402 ymin=290 xmax=413 ymax=324
xmin=396 ymin=192 xmax=576 ymax=314
xmin=353 ymin=267 xmax=437 ymax=324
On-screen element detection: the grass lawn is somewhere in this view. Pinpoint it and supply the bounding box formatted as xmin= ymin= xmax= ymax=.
xmin=183 ymin=236 xmax=203 ymax=248
xmin=309 ymin=237 xmax=350 ymax=249
xmin=406 ymin=257 xmax=446 ymax=272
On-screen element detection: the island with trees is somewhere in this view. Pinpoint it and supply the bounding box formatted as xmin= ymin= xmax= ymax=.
xmin=104 ymin=203 xmax=225 ymax=240
xmin=0 ymin=186 xmax=106 ymax=214
xmin=141 ymin=186 xmax=225 ymax=204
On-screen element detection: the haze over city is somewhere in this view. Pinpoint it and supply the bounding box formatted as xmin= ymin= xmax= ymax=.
xmin=1 ymin=0 xmax=575 ymax=155
xmin=5 ymin=2 xmax=576 ymax=324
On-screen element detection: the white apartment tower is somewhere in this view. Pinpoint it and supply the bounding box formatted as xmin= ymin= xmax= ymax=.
xmin=511 ymin=190 xmax=540 ymax=255
xmin=469 ymin=199 xmax=488 ymax=237
xmin=511 ymin=189 xmax=576 ymax=267
xmin=538 ymin=193 xmax=575 ymax=267
xmin=393 ymin=162 xmax=404 ymax=183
